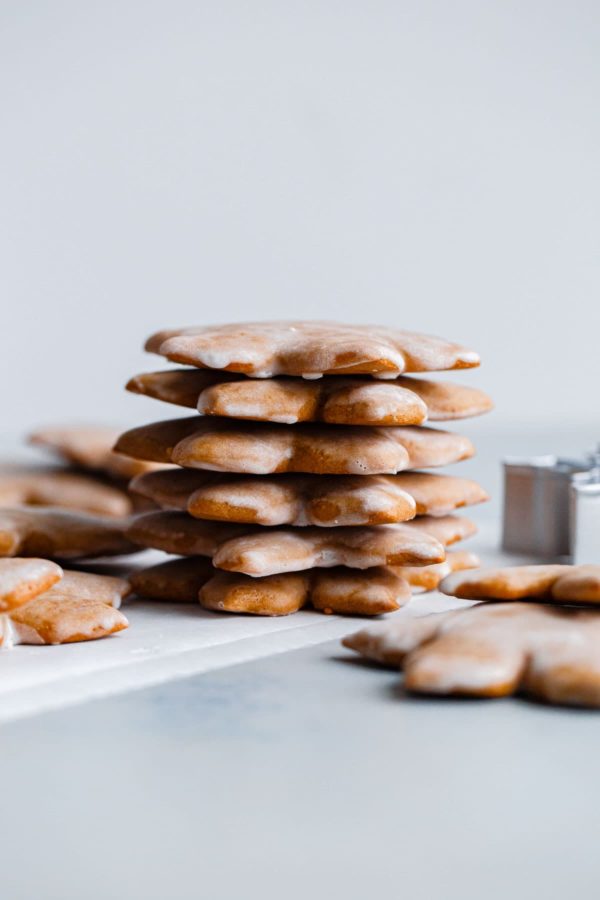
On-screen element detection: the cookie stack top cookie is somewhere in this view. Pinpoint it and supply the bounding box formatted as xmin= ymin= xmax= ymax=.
xmin=118 ymin=321 xmax=491 ymax=615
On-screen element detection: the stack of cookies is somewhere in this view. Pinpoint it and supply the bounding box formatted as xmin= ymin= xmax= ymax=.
xmin=117 ymin=322 xmax=492 ymax=617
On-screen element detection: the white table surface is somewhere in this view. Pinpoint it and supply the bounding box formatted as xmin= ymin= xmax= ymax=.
xmin=1 ymin=424 xmax=599 ymax=899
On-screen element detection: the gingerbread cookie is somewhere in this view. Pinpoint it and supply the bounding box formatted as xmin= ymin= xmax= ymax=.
xmin=440 ymin=564 xmax=600 ymax=604
xmin=146 ymin=321 xmax=480 ymax=378
xmin=9 ymin=595 xmax=128 ymax=645
xmin=343 ymin=602 xmax=600 ymax=707
xmin=131 ymin=468 xmax=418 ymax=525
xmin=0 ymin=465 xmax=132 ymax=517
xmin=126 ymin=512 xmax=446 ymax=575
xmin=29 ymin=425 xmax=163 ymax=481
xmin=115 ymin=417 xmax=473 ymax=475
xmin=130 ymin=469 xmax=486 ymax=527
xmin=128 ymin=369 xmax=493 ymax=425
xmin=211 ymin=523 xmax=446 ymax=576
xmin=0 ymin=565 xmax=129 ymax=646
xmin=0 ymin=507 xmax=138 ymax=559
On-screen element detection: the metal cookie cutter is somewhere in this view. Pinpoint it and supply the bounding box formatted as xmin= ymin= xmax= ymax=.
xmin=502 ymin=448 xmax=600 ymax=563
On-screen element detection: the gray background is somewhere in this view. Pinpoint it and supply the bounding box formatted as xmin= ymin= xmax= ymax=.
xmin=1 ymin=0 xmax=599 ymax=436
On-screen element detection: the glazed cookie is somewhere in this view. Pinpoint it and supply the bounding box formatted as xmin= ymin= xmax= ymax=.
xmin=210 ymin=523 xmax=446 ymax=576
xmin=0 ymin=565 xmax=129 ymax=646
xmin=126 ymin=512 xmax=446 ymax=575
xmin=130 ymin=469 xmax=487 ymax=527
xmin=0 ymin=507 xmax=138 ymax=559
xmin=343 ymin=602 xmax=600 ymax=707
xmin=0 ymin=465 xmax=132 ymax=517
xmin=146 ymin=321 xmax=480 ymax=378
xmin=115 ymin=418 xmax=474 ymax=475
xmin=9 ymin=571 xmax=129 ymax=645
xmin=127 ymin=369 xmax=493 ymax=425
xmin=9 ymin=596 xmax=128 ymax=645
xmin=29 ymin=425 xmax=164 ymax=481
xmin=440 ymin=564 xmax=600 ymax=604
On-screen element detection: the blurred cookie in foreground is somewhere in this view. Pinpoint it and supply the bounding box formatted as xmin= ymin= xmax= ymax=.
xmin=343 ymin=602 xmax=600 ymax=707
